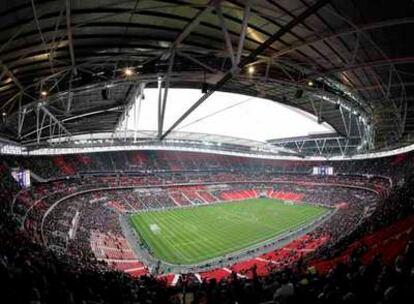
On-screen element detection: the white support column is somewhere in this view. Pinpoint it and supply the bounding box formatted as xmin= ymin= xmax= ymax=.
xmin=157 ymin=76 xmax=163 ymax=139
xmin=17 ymin=96 xmax=26 ymax=139
xmin=37 ymin=104 xmax=72 ymax=142
xmin=336 ymin=138 xmax=344 ymax=156
xmin=65 ymin=0 xmax=77 ymax=76
xmin=159 ymin=51 xmax=175 ymax=138
xmin=339 ymin=106 xmax=350 ymax=137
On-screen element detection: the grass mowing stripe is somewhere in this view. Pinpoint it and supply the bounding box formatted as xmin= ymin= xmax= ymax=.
xmin=149 ymin=210 xmax=193 ymax=261
xmin=191 ymin=204 xmax=323 ymax=261
xmin=182 ymin=211 xmax=322 ymax=260
xmin=130 ymin=198 xmax=328 ymax=264
xmin=160 ymin=208 xmax=211 ymax=259
xmin=136 ymin=201 xmax=324 ymax=263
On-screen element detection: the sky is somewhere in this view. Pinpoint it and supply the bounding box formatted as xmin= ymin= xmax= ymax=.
xmin=122 ymin=88 xmax=334 ymax=142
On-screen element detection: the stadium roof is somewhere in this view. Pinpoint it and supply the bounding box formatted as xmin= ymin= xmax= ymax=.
xmin=0 ymin=0 xmax=413 ymax=157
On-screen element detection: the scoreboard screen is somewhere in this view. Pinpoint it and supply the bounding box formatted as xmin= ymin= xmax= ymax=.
xmin=312 ymin=166 xmax=334 ymax=176
xmin=11 ymin=169 xmax=31 ymax=188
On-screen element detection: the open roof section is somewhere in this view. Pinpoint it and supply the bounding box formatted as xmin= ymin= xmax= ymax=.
xmin=118 ymin=88 xmax=334 ymax=142
xmin=0 ymin=0 xmax=413 ymax=157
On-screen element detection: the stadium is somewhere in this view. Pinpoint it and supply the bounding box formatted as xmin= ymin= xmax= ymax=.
xmin=0 ymin=1 xmax=413 ymax=303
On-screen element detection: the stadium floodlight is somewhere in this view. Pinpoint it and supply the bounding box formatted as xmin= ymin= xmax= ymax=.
xmin=124 ymin=68 xmax=134 ymax=76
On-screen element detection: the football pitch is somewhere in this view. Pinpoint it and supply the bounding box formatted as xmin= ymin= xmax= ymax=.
xmin=129 ymin=198 xmax=329 ymax=265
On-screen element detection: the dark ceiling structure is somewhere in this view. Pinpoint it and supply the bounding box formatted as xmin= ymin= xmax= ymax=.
xmin=0 ymin=0 xmax=413 ymax=156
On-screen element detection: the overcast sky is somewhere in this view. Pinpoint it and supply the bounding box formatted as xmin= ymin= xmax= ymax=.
xmin=123 ymin=88 xmax=334 ymax=142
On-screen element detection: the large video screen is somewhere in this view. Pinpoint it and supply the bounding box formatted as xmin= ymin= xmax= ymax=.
xmin=11 ymin=169 xmax=31 ymax=188
xmin=312 ymin=165 xmax=334 ymax=176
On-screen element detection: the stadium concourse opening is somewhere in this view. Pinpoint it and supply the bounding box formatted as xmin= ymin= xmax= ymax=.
xmin=1 ymin=1 xmax=414 ymax=304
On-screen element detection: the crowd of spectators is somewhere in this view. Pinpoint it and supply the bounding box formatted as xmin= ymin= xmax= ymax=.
xmin=11 ymin=170 xmax=389 ymax=279
xmin=40 ymin=181 xmax=377 ymax=247
xmin=0 ymin=172 xmax=413 ymax=303
xmin=2 ymin=149 xmax=414 ymax=181
xmin=0 ymin=150 xmax=413 ymax=303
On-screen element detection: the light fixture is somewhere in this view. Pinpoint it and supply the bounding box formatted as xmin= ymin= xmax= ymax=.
xmin=308 ymin=80 xmax=314 ymax=86
xmin=40 ymin=90 xmax=48 ymax=97
xmin=124 ymin=67 xmax=134 ymax=76
xmin=248 ymin=66 xmax=255 ymax=74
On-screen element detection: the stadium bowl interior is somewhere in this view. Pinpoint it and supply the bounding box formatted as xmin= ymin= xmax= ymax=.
xmin=0 ymin=1 xmax=414 ymax=303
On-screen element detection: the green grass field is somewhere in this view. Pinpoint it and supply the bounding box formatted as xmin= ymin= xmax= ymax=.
xmin=129 ymin=198 xmax=329 ymax=265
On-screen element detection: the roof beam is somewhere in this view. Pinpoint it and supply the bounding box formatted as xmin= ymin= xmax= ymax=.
xmin=160 ymin=0 xmax=331 ymax=140
xmin=0 ymin=61 xmax=23 ymax=90
xmin=158 ymin=50 xmax=175 ymax=138
xmin=65 ymin=0 xmax=77 ymax=76
xmin=35 ymin=104 xmax=72 ymax=143
xmin=172 ymin=1 xmax=213 ymax=47
xmin=30 ymin=0 xmax=56 ymax=74
xmin=39 ymin=105 xmax=71 ymax=135
xmin=252 ymin=17 xmax=414 ymax=62
xmin=216 ymin=2 xmax=236 ymax=67
xmin=20 ymin=105 xmax=121 ymax=140
xmin=235 ymin=0 xmax=251 ymax=65
xmin=272 ymin=136 xmax=361 ymax=156
xmin=176 ymin=51 xmax=219 ymax=73
xmin=310 ymin=57 xmax=414 ymax=79
xmin=0 ymin=3 xmax=51 ymax=55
